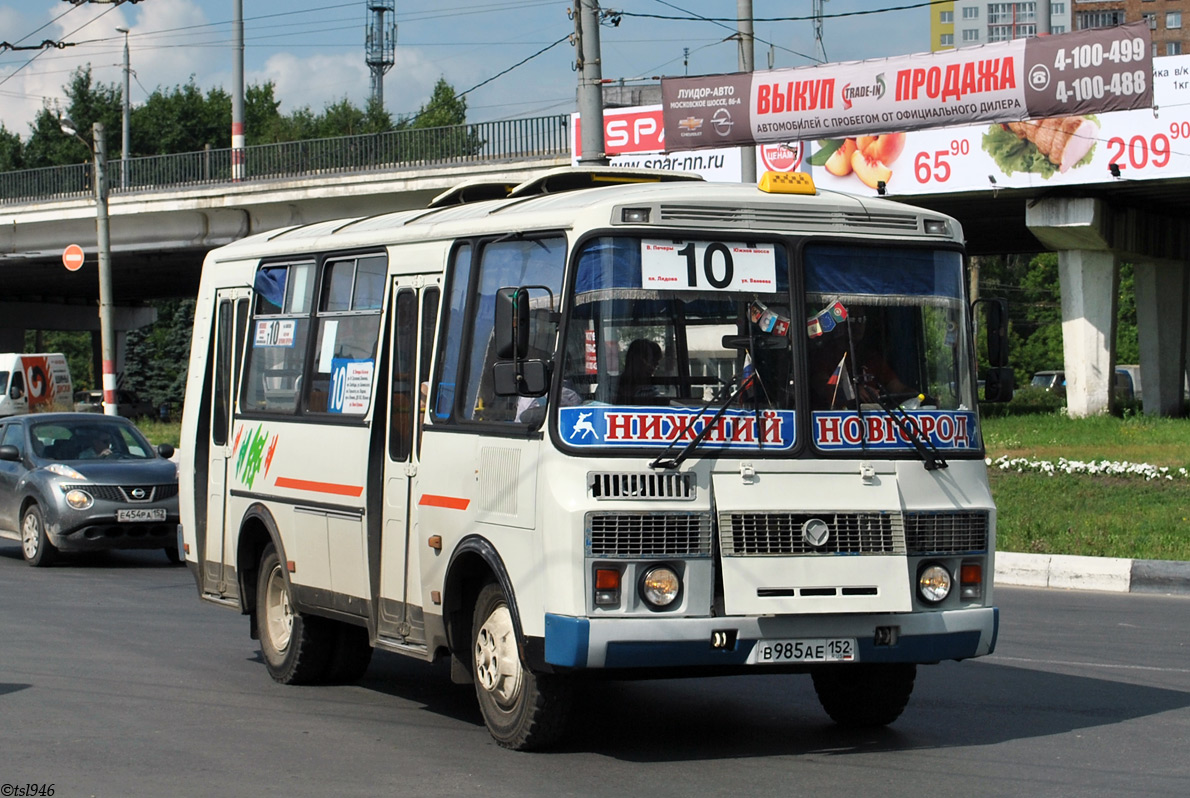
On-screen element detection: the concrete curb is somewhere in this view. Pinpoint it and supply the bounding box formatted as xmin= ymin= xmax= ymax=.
xmin=995 ymin=551 xmax=1190 ymax=594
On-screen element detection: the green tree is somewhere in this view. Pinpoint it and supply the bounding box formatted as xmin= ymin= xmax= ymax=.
xmin=122 ymin=299 xmax=194 ymax=408
xmin=23 ymin=67 xmax=121 ymax=168
xmin=132 ymin=80 xmax=230 ymax=155
xmin=0 ymin=124 xmax=23 ymax=171
xmin=23 ymin=330 xmax=94 ymax=391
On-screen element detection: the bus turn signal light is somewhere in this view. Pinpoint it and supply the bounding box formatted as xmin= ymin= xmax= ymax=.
xmin=960 ymin=562 xmax=983 ymax=600
xmin=595 ymin=568 xmax=621 ymax=606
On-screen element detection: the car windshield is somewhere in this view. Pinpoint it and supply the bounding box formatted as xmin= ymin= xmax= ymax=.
xmin=31 ymin=421 xmax=155 ymax=461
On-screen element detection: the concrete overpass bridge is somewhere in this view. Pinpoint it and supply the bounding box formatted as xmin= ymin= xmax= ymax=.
xmin=2 ymin=114 xmax=1187 ymax=417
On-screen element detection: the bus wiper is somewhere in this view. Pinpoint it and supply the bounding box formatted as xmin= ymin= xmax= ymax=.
xmin=861 ymin=374 xmax=948 ymax=471
xmin=649 ymin=371 xmax=755 ymax=471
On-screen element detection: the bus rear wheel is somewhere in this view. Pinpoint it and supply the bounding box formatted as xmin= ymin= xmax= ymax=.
xmin=471 ymin=583 xmax=572 ymax=750
xmin=811 ymin=663 xmax=916 ymax=727
xmin=256 ymin=543 xmax=332 ymax=684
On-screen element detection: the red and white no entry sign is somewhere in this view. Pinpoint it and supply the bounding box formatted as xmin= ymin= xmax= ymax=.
xmin=62 ymin=244 xmax=85 ymax=272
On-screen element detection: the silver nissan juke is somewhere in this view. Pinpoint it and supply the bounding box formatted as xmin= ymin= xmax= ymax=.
xmin=0 ymin=413 xmax=179 ymax=566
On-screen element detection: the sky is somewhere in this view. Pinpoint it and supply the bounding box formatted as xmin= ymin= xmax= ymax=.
xmin=0 ymin=1 xmax=929 ymax=135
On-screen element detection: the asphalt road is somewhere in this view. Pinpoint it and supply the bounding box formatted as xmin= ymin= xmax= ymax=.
xmin=1 ymin=547 xmax=1188 ymax=798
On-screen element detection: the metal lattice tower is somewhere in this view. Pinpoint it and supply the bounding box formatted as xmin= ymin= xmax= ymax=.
xmin=366 ymin=1 xmax=397 ymax=108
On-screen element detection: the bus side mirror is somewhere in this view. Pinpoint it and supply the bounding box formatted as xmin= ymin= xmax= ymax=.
xmin=983 ymin=366 xmax=1015 ymax=403
xmin=980 ymin=297 xmax=1010 ymax=368
xmin=494 ymin=287 xmax=530 ymax=359
xmin=492 ymin=360 xmax=550 ymax=397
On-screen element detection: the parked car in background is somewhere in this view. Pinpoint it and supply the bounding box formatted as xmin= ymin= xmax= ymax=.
xmin=1030 ymin=370 xmax=1065 ymax=396
xmin=0 ymin=413 xmax=179 ymax=566
xmin=73 ymin=389 xmax=156 ymax=419
xmin=1031 ymin=367 xmax=1142 ymax=404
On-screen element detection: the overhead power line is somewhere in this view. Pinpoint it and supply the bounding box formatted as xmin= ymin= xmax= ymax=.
xmin=623 ymin=0 xmax=954 ymax=24
xmin=1 ymin=41 xmax=76 ymax=53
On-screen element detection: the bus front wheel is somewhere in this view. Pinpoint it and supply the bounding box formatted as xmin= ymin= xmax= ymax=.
xmin=256 ymin=543 xmax=332 ymax=684
xmin=471 ymin=583 xmax=572 ymax=750
xmin=811 ymin=663 xmax=916 ymax=727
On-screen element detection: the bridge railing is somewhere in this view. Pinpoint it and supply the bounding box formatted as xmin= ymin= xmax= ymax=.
xmin=0 ymin=114 xmax=571 ymax=204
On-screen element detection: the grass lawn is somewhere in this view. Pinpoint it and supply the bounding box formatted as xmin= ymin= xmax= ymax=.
xmin=983 ymin=413 xmax=1190 ymax=561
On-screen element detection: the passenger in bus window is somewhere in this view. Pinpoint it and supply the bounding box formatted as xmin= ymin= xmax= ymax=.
xmin=614 ymin=339 xmax=664 ymax=405
xmin=810 ymin=311 xmax=909 ymax=409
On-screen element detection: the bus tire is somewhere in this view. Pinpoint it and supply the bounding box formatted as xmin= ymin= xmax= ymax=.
xmin=21 ymin=505 xmax=57 ymax=567
xmin=811 ymin=663 xmax=916 ymax=727
xmin=471 ymin=582 xmax=572 ymax=750
xmin=324 ymin=622 xmax=373 ymax=684
xmin=256 ymin=543 xmax=332 ymax=685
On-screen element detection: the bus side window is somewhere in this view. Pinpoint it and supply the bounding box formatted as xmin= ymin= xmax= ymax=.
xmin=306 ymin=254 xmax=386 ymax=415
xmin=242 ymin=261 xmax=316 ymax=414
xmin=461 ymin=237 xmax=565 ymax=424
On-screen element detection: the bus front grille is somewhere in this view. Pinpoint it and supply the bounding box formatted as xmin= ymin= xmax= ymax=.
xmin=586 ymin=512 xmax=712 ymax=557
xmin=904 ymin=511 xmax=989 ymax=554
xmin=588 ymin=471 xmax=696 ymax=500
xmin=720 ymin=512 xmax=904 ymax=556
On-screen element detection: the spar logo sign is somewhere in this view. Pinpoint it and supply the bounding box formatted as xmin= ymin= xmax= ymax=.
xmin=759 ymin=141 xmax=803 ymax=172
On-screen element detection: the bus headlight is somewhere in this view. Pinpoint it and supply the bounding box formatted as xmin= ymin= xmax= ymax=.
xmin=65 ymin=489 xmax=94 ymax=510
xmin=917 ymin=563 xmax=952 ymax=604
xmin=640 ymin=565 xmax=681 ymax=608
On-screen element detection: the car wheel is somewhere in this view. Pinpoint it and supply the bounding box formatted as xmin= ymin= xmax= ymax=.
xmin=256 ymin=543 xmax=332 ymax=684
xmin=21 ymin=505 xmax=57 ymax=568
xmin=471 ymin=582 xmax=572 ymax=750
xmin=811 ymin=663 xmax=917 ymax=727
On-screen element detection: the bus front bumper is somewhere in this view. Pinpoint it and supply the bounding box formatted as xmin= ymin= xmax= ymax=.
xmin=543 ymin=606 xmax=998 ymax=669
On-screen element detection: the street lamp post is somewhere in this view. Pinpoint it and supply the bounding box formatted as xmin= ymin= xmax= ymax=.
xmin=116 ymin=26 xmax=130 ymax=189
xmin=61 ymin=119 xmax=118 ymax=417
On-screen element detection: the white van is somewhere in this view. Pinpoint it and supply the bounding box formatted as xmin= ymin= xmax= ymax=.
xmin=0 ymin=353 xmax=74 ymax=417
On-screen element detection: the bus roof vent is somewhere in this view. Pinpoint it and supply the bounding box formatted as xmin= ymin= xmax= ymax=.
xmin=658 ymin=204 xmax=921 ymax=233
xmin=508 ymin=166 xmax=703 ymax=199
xmin=589 ymin=471 xmax=696 ymax=501
xmin=427 ymin=180 xmax=517 ymax=208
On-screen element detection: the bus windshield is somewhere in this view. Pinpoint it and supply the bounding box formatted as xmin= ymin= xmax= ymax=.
xmin=556 ymin=236 xmax=979 ymax=457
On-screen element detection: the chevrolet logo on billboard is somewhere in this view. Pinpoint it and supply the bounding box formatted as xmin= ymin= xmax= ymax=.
xmin=678 ymin=117 xmax=702 ymax=131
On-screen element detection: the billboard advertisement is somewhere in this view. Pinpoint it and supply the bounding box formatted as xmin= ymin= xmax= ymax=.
xmin=661 ymin=23 xmax=1153 ymax=151
xmin=811 ymin=52 xmax=1190 ymax=197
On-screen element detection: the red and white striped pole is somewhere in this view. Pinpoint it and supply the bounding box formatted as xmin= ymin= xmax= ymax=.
xmin=93 ymin=122 xmax=118 ymax=416
xmin=231 ymin=0 xmax=245 ymax=182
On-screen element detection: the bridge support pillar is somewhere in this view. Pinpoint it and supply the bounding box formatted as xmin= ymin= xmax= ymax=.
xmin=1058 ymin=249 xmax=1119 ymax=417
xmin=1026 ymin=198 xmax=1119 ymax=417
xmin=1134 ymin=261 xmax=1189 ymax=417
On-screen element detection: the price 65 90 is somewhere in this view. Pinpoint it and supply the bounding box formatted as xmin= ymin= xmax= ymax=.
xmin=913 ymin=139 xmax=970 ymax=183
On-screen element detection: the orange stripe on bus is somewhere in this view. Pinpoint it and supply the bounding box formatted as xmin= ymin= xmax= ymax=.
xmin=274 ymin=476 xmax=364 ymax=497
xmin=419 ymin=493 xmax=470 ymax=510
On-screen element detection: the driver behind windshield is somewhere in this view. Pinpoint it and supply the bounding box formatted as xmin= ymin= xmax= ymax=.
xmin=809 ymin=306 xmax=911 ymax=409
xmin=77 ymin=429 xmax=117 ymax=459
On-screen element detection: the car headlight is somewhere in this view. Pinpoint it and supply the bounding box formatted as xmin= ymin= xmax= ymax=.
xmin=918 ymin=563 xmax=952 ymax=604
xmin=65 ymin=489 xmax=94 ymax=510
xmin=45 ymin=463 xmax=87 ymax=480
xmin=640 ymin=565 xmax=681 ymax=608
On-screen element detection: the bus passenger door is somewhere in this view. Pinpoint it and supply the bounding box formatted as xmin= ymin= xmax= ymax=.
xmin=204 ymin=290 xmax=250 ymax=599
xmin=377 ymin=277 xmax=439 ymax=646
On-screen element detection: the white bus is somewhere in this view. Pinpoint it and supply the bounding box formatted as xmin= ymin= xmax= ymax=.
xmin=180 ymin=167 xmax=1013 ymax=750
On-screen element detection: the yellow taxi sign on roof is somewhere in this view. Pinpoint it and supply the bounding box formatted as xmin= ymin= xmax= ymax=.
xmin=758 ymin=171 xmax=815 ymax=195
